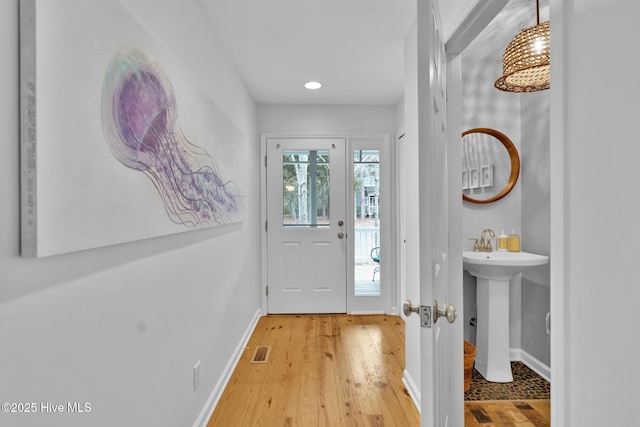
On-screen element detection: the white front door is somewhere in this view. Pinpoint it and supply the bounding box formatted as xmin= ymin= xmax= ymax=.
xmin=266 ymin=137 xmax=347 ymax=314
xmin=417 ymin=1 xmax=457 ymax=425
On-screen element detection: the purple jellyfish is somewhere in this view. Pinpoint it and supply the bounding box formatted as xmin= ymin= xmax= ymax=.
xmin=102 ymin=49 xmax=242 ymax=228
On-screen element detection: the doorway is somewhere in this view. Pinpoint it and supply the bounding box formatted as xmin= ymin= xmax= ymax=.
xmin=447 ymin=0 xmax=552 ymax=420
xmin=263 ymin=135 xmax=391 ymax=314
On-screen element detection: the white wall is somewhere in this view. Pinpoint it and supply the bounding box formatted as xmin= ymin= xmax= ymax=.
xmin=553 ymin=1 xmax=640 ymax=425
xmin=0 ymin=2 xmax=260 ymax=426
xmin=257 ymin=104 xmax=396 ymax=135
xmin=521 ymin=92 xmax=551 ymax=367
xmin=460 ymin=57 xmax=522 ymax=348
xmin=460 ymin=58 xmax=522 ymax=242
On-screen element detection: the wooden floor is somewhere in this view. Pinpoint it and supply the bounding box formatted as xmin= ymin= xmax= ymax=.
xmin=207 ymin=314 xmax=420 ymax=427
xmin=464 ymin=400 xmax=550 ymax=426
xmin=207 ymin=314 xmax=550 ymax=427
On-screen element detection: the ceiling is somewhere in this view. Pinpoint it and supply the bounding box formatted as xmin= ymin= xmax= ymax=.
xmin=202 ymin=0 xmax=549 ymax=105
xmin=464 ymin=0 xmax=549 ymax=61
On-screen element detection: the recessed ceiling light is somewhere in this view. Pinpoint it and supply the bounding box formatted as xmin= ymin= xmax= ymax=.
xmin=304 ymin=81 xmax=322 ymax=90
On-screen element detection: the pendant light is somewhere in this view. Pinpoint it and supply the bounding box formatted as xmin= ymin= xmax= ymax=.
xmin=495 ymin=0 xmax=550 ymax=92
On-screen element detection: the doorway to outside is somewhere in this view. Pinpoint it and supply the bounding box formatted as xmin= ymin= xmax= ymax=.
xmin=263 ymin=135 xmax=391 ymax=314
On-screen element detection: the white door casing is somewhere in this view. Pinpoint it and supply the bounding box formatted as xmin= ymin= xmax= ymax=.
xmin=266 ymin=137 xmax=347 ymax=314
xmin=397 ymin=134 xmax=408 ymax=313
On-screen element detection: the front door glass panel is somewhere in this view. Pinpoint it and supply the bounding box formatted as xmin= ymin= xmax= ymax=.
xmin=282 ymin=150 xmax=330 ymax=227
xmin=353 ymin=149 xmax=381 ymax=296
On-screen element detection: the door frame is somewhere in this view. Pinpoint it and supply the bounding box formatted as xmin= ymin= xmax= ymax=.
xmin=442 ymin=1 xmax=565 ymax=426
xmin=261 ymin=133 xmax=395 ymax=315
xmin=548 ymin=1 xmax=566 ymax=424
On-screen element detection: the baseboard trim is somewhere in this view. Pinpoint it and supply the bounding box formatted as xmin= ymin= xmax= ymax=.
xmin=193 ymin=308 xmax=262 ymax=427
xmin=510 ymin=347 xmax=521 ymax=362
xmin=510 ymin=348 xmax=551 ymax=382
xmin=402 ymin=369 xmax=421 ymax=414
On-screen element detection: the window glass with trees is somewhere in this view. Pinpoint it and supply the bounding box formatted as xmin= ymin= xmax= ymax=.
xmin=282 ymin=150 xmax=330 ymax=226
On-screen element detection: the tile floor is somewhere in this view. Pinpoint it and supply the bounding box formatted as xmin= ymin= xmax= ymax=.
xmin=464 ymin=362 xmax=550 ymax=401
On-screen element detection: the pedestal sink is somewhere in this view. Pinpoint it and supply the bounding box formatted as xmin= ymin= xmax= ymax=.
xmin=463 ymin=250 xmax=549 ymax=382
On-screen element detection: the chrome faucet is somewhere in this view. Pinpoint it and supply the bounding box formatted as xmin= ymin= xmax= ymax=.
xmin=478 ymin=229 xmax=495 ymax=252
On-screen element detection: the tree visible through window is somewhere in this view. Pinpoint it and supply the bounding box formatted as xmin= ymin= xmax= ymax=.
xmin=282 ymin=150 xmax=330 ymax=226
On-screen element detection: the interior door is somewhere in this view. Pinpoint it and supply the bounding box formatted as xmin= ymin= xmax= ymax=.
xmin=417 ymin=1 xmax=456 ymax=426
xmin=266 ymin=137 xmax=347 ymax=314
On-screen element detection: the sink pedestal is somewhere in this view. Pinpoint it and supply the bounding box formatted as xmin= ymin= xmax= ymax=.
xmin=463 ymin=250 xmax=549 ymax=383
xmin=475 ymin=277 xmax=513 ymax=382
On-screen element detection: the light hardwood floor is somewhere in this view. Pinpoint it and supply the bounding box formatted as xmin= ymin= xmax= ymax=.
xmin=207 ymin=314 xmax=420 ymax=427
xmin=207 ymin=314 xmax=550 ymax=426
xmin=464 ymin=400 xmax=550 ymax=426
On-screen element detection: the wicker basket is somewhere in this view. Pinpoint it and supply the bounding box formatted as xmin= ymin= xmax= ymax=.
xmin=464 ymin=341 xmax=477 ymax=392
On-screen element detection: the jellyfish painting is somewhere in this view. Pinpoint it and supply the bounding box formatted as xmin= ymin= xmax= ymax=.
xmin=101 ymin=48 xmax=242 ymax=229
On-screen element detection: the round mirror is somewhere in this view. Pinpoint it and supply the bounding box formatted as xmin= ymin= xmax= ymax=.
xmin=462 ymin=128 xmax=520 ymax=204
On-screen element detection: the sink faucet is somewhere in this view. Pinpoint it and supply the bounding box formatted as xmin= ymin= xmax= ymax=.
xmin=478 ymin=229 xmax=495 ymax=252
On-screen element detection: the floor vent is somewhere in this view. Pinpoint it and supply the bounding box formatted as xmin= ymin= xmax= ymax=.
xmin=250 ymin=346 xmax=271 ymax=364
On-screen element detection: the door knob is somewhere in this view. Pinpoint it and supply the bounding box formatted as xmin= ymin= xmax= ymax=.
xmin=403 ymin=300 xmax=431 ymax=327
xmin=402 ymin=300 xmax=419 ymax=317
xmin=433 ymin=300 xmax=457 ymax=324
xmin=337 ymin=232 xmax=345 ymax=239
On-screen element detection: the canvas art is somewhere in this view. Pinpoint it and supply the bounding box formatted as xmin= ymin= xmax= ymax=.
xmin=20 ymin=0 xmax=243 ymax=258
xmin=102 ymin=48 xmax=241 ymax=227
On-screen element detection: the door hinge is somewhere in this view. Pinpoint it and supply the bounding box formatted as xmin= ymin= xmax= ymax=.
xmin=264 ymin=155 xmax=267 ymax=168
xmin=265 ymin=221 xmax=268 ymax=232
xmin=266 ymin=286 xmax=269 ymax=296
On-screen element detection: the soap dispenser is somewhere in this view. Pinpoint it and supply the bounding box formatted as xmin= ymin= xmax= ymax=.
xmin=508 ymin=229 xmax=521 ymax=252
xmin=497 ymin=229 xmax=508 ymax=251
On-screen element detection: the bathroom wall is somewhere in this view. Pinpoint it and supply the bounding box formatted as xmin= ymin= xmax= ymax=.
xmin=0 ymin=2 xmax=260 ymax=427
xmin=461 ymin=55 xmax=551 ymax=371
xmin=461 ymin=57 xmax=522 ymax=348
xmin=521 ymin=92 xmax=551 ymax=367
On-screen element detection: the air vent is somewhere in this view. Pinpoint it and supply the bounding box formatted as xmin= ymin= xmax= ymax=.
xmin=250 ymin=346 xmax=271 ymax=364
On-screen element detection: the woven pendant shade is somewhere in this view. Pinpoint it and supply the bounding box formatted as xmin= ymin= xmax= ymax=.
xmin=495 ymin=20 xmax=550 ymax=93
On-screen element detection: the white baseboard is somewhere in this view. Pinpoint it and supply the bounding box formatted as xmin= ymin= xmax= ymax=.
xmin=510 ymin=347 xmax=551 ymax=382
xmin=402 ymin=369 xmax=421 ymax=414
xmin=193 ymin=308 xmax=262 ymax=427
xmin=510 ymin=347 xmax=521 ymax=362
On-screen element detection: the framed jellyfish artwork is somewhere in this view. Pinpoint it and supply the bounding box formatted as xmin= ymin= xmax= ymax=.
xmin=102 ymin=49 xmax=243 ymax=228
xmin=20 ymin=0 xmax=244 ymax=258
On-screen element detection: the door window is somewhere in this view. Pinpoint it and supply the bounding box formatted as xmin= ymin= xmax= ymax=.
xmin=353 ymin=149 xmax=381 ymax=297
xmin=282 ymin=150 xmax=330 ymax=227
